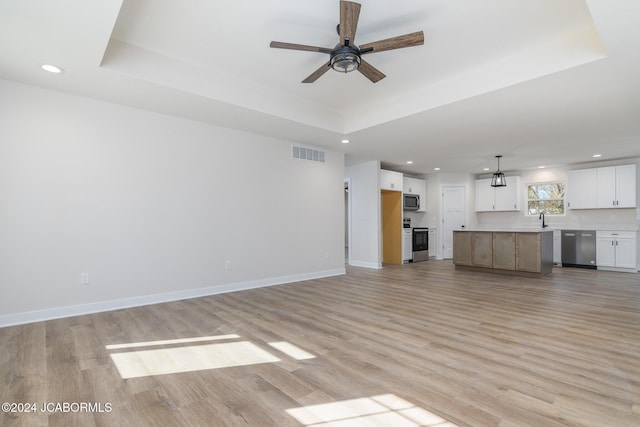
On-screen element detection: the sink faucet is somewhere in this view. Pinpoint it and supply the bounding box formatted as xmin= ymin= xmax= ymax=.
xmin=539 ymin=212 xmax=548 ymax=228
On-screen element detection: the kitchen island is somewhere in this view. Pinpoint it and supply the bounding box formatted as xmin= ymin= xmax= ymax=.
xmin=453 ymin=229 xmax=554 ymax=276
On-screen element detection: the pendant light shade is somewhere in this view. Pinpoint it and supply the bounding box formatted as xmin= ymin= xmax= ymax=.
xmin=491 ymin=155 xmax=507 ymax=187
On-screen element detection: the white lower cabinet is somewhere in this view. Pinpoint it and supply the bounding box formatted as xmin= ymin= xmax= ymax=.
xmin=596 ymin=231 xmax=637 ymax=272
xmin=553 ymin=229 xmax=561 ymax=265
xmin=428 ymin=228 xmax=437 ymax=258
xmin=402 ymin=229 xmax=413 ymax=262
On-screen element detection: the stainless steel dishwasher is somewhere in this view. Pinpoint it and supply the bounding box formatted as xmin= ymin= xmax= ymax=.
xmin=561 ymin=230 xmax=596 ymax=269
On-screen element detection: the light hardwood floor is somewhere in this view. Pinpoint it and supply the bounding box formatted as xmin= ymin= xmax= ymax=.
xmin=1 ymin=261 xmax=640 ymax=426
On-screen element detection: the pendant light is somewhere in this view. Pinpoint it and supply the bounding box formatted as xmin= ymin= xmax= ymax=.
xmin=491 ymin=155 xmax=507 ymax=187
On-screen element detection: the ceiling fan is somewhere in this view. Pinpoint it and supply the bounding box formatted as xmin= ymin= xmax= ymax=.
xmin=270 ymin=0 xmax=424 ymax=83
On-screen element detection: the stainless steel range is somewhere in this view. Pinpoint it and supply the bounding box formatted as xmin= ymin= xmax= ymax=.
xmin=412 ymin=227 xmax=429 ymax=262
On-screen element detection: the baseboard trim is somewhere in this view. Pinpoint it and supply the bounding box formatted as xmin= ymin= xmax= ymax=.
xmin=349 ymin=260 xmax=383 ymax=269
xmin=0 ymin=268 xmax=346 ymax=328
xmin=597 ymin=266 xmax=638 ymax=273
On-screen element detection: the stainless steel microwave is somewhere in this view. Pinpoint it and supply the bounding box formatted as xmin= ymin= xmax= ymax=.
xmin=403 ymin=194 xmax=420 ymax=210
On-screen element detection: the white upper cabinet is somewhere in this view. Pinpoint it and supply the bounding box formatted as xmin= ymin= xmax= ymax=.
xmin=403 ymin=177 xmax=426 ymax=212
xmin=475 ymin=176 xmax=521 ymax=212
xmin=568 ymin=164 xmax=636 ymax=210
xmin=380 ymin=169 xmax=403 ymax=191
xmin=596 ymin=164 xmax=636 ymax=208
xmin=475 ymin=178 xmax=495 ymax=212
xmin=567 ymin=168 xmax=597 ymax=209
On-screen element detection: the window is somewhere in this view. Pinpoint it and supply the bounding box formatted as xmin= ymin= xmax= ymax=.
xmin=527 ymin=182 xmax=565 ymax=215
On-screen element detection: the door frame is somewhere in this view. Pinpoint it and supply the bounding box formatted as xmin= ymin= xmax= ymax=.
xmin=344 ymin=178 xmax=351 ymax=265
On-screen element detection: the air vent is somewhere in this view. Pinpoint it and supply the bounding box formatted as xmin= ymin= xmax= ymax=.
xmin=292 ymin=145 xmax=325 ymax=163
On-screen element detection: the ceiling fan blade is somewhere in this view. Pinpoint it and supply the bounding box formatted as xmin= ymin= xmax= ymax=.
xmin=358 ymin=59 xmax=385 ymax=83
xmin=340 ymin=1 xmax=361 ymax=44
xmin=270 ymin=41 xmax=332 ymax=53
xmin=302 ymin=61 xmax=332 ymax=83
xmin=360 ymin=31 xmax=424 ymax=54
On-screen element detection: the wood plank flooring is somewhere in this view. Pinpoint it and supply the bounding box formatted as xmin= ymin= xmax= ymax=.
xmin=1 ymin=261 xmax=640 ymax=426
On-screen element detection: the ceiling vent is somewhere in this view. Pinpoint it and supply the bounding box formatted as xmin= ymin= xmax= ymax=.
xmin=292 ymin=145 xmax=325 ymax=163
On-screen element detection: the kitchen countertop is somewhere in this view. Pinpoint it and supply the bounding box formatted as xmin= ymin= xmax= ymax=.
xmin=458 ymin=224 xmax=639 ymax=232
xmin=547 ymin=224 xmax=639 ymax=231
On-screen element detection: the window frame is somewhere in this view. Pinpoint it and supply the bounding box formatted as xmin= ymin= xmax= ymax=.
xmin=525 ymin=181 xmax=566 ymax=216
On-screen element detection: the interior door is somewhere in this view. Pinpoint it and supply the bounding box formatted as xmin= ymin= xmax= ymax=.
xmin=442 ymin=186 xmax=467 ymax=259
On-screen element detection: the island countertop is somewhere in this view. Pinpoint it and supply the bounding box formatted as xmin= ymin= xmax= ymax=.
xmin=454 ymin=228 xmax=553 ymax=233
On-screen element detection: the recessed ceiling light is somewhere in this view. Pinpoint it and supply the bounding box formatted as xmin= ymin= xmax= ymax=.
xmin=592 ymin=154 xmax=602 ymax=158
xmin=539 ymin=165 xmax=546 ymax=169
xmin=41 ymin=64 xmax=64 ymax=74
xmin=434 ymin=167 xmax=440 ymax=171
xmin=406 ymin=161 xmax=413 ymax=165
xmin=483 ymin=168 xmax=490 ymax=171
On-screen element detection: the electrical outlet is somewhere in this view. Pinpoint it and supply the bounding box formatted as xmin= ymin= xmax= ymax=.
xmin=80 ymin=273 xmax=89 ymax=285
xmin=224 ymin=260 xmax=232 ymax=270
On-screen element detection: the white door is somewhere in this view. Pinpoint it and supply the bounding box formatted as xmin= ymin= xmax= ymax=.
xmin=442 ymin=186 xmax=467 ymax=259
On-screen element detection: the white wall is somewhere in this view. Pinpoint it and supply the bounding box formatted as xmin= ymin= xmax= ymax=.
xmin=345 ymin=161 xmax=382 ymax=268
xmin=0 ymin=79 xmax=345 ymax=326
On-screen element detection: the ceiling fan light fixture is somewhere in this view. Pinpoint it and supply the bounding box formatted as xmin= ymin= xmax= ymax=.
xmin=330 ymin=46 xmax=361 ymax=73
xmin=491 ymin=155 xmax=507 ymax=187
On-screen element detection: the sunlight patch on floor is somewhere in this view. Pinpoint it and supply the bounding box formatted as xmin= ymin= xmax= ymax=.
xmin=110 ymin=341 xmax=280 ymax=378
xmin=286 ymin=394 xmax=458 ymax=427
xmin=106 ymin=334 xmax=319 ymax=379
xmin=268 ymin=341 xmax=316 ymax=360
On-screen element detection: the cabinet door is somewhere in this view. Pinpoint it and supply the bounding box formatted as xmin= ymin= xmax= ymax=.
xmin=615 ymin=164 xmax=636 ymax=208
xmin=516 ymin=233 xmax=541 ymax=272
xmin=403 ymin=177 xmax=418 ymax=194
xmin=453 ymin=232 xmax=471 ymax=265
xmin=596 ymin=166 xmax=617 ymax=208
xmin=553 ymin=230 xmax=561 ymax=264
xmin=595 ymin=237 xmax=616 ymax=267
xmin=495 ymin=176 xmax=520 ymax=211
xmin=475 ymin=178 xmax=495 ymax=211
xmin=493 ymin=232 xmax=516 ymax=270
xmin=568 ymin=168 xmax=597 ymax=209
xmin=428 ymin=229 xmax=437 ymax=258
xmin=614 ymin=238 xmax=637 ymax=269
xmin=471 ymin=232 xmax=493 ymax=267
xmin=381 ymin=170 xmax=403 ymax=191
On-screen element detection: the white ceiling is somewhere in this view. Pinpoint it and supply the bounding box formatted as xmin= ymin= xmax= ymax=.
xmin=1 ymin=0 xmax=639 ymax=175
